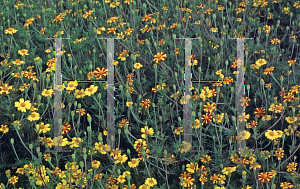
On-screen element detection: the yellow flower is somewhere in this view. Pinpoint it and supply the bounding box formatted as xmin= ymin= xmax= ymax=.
xmin=4 ymin=28 xmax=17 ymax=34
xmin=126 ymin=101 xmax=133 ymax=107
xmin=141 ymin=126 xmax=154 ymax=139
xmin=85 ymin=85 xmax=98 ymax=96
xmin=83 ymin=10 xmax=93 ymax=19
xmin=211 ymin=27 xmax=218 ymax=32
xmin=92 ymin=160 xmax=101 ymax=169
xmin=128 ymin=158 xmax=140 ymax=168
xmin=114 ymin=154 xmax=128 ymax=164
xmin=134 ymin=63 xmax=143 ymax=69
xmin=283 ymin=7 xmax=290 ymax=14
xmin=222 ymin=167 xmax=237 ymax=175
xmin=238 ymin=130 xmax=251 ymax=140
xmin=45 ymin=49 xmax=51 ymax=53
xmin=9 ymin=175 xmax=18 ymax=185
xmin=145 ymin=178 xmax=157 ymax=187
xmin=36 ymin=122 xmax=51 ymax=134
xmin=74 ymin=89 xmax=86 ymax=99
xmin=186 ymin=162 xmax=198 ymax=173
xmin=15 ymin=98 xmax=32 ymax=112
xmin=271 ymin=38 xmax=281 ymax=44
xmin=0 ymin=124 xmax=9 ymax=133
xmin=41 ymin=89 xmax=54 ymax=97
xmin=265 ymin=130 xmax=278 ymax=140
xmin=53 ymin=136 xmax=69 ymax=147
xmin=18 ymin=49 xmax=29 ymax=56
xmin=27 ymin=112 xmax=40 ymax=122
xmin=255 ymin=58 xmax=267 ymax=67
xmin=285 ymin=116 xmax=298 ymax=124
xmin=180 ymin=141 xmax=192 ymax=153
xmin=66 ymin=81 xmax=78 ymax=91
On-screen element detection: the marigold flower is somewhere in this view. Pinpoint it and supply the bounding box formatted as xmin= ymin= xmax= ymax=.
xmin=4 ymin=28 xmax=17 ymax=34
xmin=258 ymin=172 xmax=273 ymax=182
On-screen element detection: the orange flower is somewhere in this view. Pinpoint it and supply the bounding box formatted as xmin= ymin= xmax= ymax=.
xmin=288 ymin=59 xmax=297 ymax=66
xmin=263 ymin=66 xmax=274 ymax=75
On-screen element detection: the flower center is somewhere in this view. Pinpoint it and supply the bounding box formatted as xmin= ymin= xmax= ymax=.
xmin=78 ymin=91 xmax=82 ymax=95
xmin=262 ymin=173 xmax=268 ymax=179
xmin=40 ymin=125 xmax=45 ymax=129
xmin=226 ymin=167 xmax=231 ymax=171
xmin=31 ymin=114 xmax=36 ymax=118
xmin=20 ymin=102 xmax=26 ymax=107
xmin=88 ymin=87 xmax=93 ymax=92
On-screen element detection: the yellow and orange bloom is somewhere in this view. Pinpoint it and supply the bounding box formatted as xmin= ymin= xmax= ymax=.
xmin=4 ymin=28 xmax=17 ymax=34
xmin=94 ymin=67 xmax=108 ymax=79
xmin=265 ymin=130 xmax=278 ymax=140
xmin=263 ymin=66 xmax=274 ymax=75
xmin=0 ymin=83 xmax=13 ymax=95
xmin=28 ymin=112 xmax=40 ymax=122
xmin=9 ymin=175 xmax=18 ymax=185
xmin=140 ymin=99 xmax=151 ymax=109
xmin=0 ymin=124 xmax=9 ymax=133
xmin=201 ymin=113 xmax=213 ymax=124
xmin=258 ymin=172 xmax=273 ymax=182
xmin=153 ymin=52 xmax=167 ymax=63
xmin=254 ymin=107 xmax=266 ymax=118
xmin=36 ymin=122 xmax=51 ymax=134
xmin=255 ymin=58 xmax=267 ymax=67
xmin=15 ymin=98 xmax=32 ymax=112
xmin=18 ymin=49 xmax=29 ymax=56
xmin=271 ymin=38 xmax=281 ymax=44
xmin=83 ymin=10 xmax=93 ymax=19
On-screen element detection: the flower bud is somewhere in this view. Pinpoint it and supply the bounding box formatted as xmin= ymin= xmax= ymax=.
xmin=71 ymin=111 xmax=75 ymax=117
xmin=242 ymin=170 xmax=247 ymax=179
xmin=87 ymin=126 xmax=91 ymax=133
xmin=87 ymin=113 xmax=92 ymax=124
xmin=78 ymin=103 xmax=81 ymax=109
xmin=10 ymin=138 xmax=14 ymax=145
xmin=29 ymin=143 xmax=33 ymax=150
xmin=74 ymin=101 xmax=77 ymax=107
xmin=247 ymin=85 xmax=250 ymax=91
xmin=80 ymin=161 xmax=84 ymax=169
